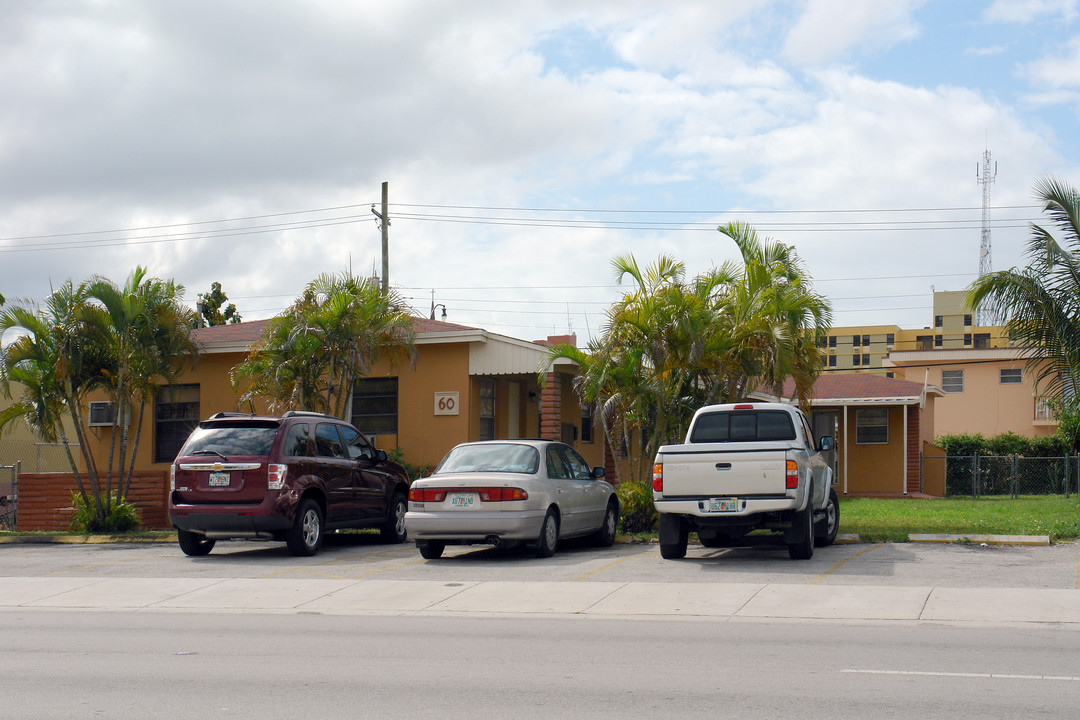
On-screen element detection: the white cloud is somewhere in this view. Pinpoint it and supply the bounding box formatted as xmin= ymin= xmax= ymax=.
xmin=984 ymin=0 xmax=1078 ymax=23
xmin=1023 ymin=36 xmax=1080 ymax=89
xmin=964 ymin=45 xmax=1007 ymax=57
xmin=783 ymin=0 xmax=926 ymax=66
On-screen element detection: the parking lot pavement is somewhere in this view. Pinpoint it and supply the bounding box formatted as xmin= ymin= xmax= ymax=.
xmin=1 ymin=537 xmax=1079 ymax=624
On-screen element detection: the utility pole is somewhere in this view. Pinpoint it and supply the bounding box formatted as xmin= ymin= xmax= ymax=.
xmin=371 ymin=181 xmax=390 ymax=293
xmin=976 ymin=150 xmax=997 ymax=326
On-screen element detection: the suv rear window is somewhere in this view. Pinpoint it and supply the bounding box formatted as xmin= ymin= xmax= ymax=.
xmin=689 ymin=411 xmax=796 ymax=443
xmin=178 ymin=421 xmax=279 ymax=457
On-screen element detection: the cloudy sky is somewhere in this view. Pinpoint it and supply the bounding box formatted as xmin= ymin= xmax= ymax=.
xmin=2 ymin=0 xmax=1079 ymax=345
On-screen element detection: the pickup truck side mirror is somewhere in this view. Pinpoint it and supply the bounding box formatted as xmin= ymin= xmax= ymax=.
xmin=592 ymin=466 xmax=606 ymax=479
xmin=818 ymin=436 xmax=835 ymax=452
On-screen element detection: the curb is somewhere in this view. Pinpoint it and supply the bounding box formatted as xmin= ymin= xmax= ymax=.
xmin=909 ymin=533 xmax=1051 ymax=546
xmin=0 ymin=534 xmax=177 ymax=545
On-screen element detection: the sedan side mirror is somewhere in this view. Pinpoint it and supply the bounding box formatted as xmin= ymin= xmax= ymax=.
xmin=592 ymin=466 xmax=606 ymax=479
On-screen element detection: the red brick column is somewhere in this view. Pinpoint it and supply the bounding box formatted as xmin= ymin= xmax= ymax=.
xmin=906 ymin=408 xmax=921 ymax=494
xmin=540 ymin=372 xmax=562 ymax=441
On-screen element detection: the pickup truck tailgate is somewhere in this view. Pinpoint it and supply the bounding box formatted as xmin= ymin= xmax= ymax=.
xmin=659 ymin=448 xmax=789 ymax=496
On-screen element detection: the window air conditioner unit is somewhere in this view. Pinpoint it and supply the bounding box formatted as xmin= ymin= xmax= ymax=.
xmin=88 ymin=401 xmax=127 ymax=427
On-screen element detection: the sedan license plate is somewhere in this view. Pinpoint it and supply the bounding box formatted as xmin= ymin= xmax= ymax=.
xmin=208 ymin=472 xmax=231 ymax=487
xmin=708 ymin=497 xmax=739 ymax=513
xmin=448 ymin=493 xmax=477 ymax=509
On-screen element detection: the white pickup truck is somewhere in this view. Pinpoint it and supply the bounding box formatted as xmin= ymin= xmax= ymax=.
xmin=652 ymin=402 xmax=838 ymax=560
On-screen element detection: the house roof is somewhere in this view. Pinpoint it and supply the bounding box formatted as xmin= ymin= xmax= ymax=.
xmin=773 ymin=373 xmax=943 ymax=406
xmin=191 ymin=316 xmax=481 ymax=351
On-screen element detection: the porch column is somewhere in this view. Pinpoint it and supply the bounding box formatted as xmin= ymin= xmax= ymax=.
xmin=540 ymin=371 xmax=562 ymax=441
xmin=902 ymin=405 xmax=908 ymax=495
xmin=906 ymin=405 xmax=921 ymax=494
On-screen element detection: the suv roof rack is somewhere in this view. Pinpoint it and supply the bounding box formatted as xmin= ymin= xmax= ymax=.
xmin=208 ymin=412 xmax=258 ymax=419
xmin=281 ymin=410 xmax=340 ymax=419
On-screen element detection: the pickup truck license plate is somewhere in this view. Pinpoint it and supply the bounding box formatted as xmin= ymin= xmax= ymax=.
xmin=208 ymin=472 xmax=231 ymax=487
xmin=449 ymin=493 xmax=476 ymax=508
xmin=708 ymin=497 xmax=739 ymax=513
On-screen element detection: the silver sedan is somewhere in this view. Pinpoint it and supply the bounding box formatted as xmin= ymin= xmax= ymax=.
xmin=404 ymin=439 xmax=619 ymax=559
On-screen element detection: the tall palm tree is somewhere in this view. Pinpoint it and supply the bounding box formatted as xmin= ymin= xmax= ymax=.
xmin=543 ymin=226 xmax=830 ymax=484
xmin=968 ymin=175 xmax=1080 ymax=403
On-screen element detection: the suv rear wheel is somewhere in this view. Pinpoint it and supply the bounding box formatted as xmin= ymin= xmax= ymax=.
xmin=177 ymin=529 xmax=215 ymax=557
xmin=286 ymin=499 xmax=324 ymax=557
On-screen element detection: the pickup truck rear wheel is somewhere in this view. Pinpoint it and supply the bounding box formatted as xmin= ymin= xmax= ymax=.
xmin=787 ymin=505 xmax=815 ymax=560
xmin=658 ymin=514 xmax=688 ymax=560
xmin=815 ymin=489 xmax=840 ymax=547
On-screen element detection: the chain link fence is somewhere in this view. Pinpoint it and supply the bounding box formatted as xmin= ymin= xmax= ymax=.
xmin=923 ymin=454 xmax=1080 ymax=498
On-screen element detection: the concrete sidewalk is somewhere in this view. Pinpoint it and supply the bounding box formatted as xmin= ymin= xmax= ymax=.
xmin=2 ymin=576 xmax=1079 ymax=625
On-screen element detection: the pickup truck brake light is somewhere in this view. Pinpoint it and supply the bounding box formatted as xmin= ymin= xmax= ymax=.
xmin=786 ymin=459 xmax=799 ymax=489
xmin=733 ymin=404 xmax=754 ymax=410
xmin=652 ymin=463 xmax=663 ymax=492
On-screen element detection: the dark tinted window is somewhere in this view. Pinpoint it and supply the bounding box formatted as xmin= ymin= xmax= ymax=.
xmin=315 ymin=423 xmax=346 ymax=459
xmin=179 ymin=422 xmax=278 ymax=457
xmin=282 ymin=423 xmax=311 ymax=457
xmin=689 ymin=411 xmax=796 ymax=443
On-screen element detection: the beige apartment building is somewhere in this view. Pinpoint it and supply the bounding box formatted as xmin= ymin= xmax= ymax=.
xmin=823 ymin=290 xmax=1056 ymax=438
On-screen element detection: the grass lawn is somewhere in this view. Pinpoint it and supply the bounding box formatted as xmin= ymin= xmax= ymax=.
xmin=839 ymin=495 xmax=1080 ymax=543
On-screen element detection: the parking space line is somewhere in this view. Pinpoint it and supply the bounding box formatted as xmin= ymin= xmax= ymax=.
xmin=809 ymin=543 xmax=883 ymax=584
xmin=573 ymin=555 xmax=638 ymax=581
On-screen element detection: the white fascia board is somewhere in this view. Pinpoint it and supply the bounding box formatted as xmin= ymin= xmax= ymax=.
xmin=196 ymin=341 xmax=255 ymax=355
xmin=887 ymin=347 xmax=1031 ymax=364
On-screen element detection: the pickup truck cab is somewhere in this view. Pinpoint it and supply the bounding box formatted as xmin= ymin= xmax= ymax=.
xmin=652 ymin=402 xmax=837 ymax=560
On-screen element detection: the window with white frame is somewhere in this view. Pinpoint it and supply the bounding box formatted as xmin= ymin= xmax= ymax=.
xmin=941 ymin=370 xmax=964 ymax=393
xmin=856 ymin=407 xmax=889 ymax=444
xmin=1000 ymin=368 xmax=1022 ymax=384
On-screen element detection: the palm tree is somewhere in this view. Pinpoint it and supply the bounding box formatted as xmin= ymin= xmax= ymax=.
xmin=968 ymin=175 xmax=1080 ymax=408
xmin=232 ymin=271 xmax=415 ymax=417
xmin=543 ymin=225 xmax=830 ymax=484
xmin=1 ymin=271 xmax=199 ymax=527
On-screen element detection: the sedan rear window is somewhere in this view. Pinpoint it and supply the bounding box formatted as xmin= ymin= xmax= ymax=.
xmin=689 ymin=411 xmax=796 ymax=443
xmin=178 ymin=422 xmax=279 ymax=457
xmin=434 ymin=444 xmax=540 ymax=474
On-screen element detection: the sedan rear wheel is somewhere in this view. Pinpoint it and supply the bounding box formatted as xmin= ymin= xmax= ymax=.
xmin=416 ymin=540 xmax=445 ymax=559
xmin=535 ymin=509 xmax=559 ymax=558
xmin=593 ymin=500 xmax=618 ymax=547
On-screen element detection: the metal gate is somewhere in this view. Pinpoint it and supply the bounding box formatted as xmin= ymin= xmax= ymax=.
xmin=0 ymin=461 xmax=18 ymax=530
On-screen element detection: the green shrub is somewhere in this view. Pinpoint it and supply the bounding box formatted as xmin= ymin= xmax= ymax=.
xmin=616 ymin=479 xmax=657 ymax=533
xmin=70 ymin=492 xmax=142 ymax=533
xmin=386 ymin=447 xmax=433 ymax=482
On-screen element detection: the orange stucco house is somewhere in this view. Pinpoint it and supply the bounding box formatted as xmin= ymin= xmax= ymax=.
xmin=766 ymin=374 xmax=945 ymax=496
xmin=77 ymin=318 xmax=605 ymax=485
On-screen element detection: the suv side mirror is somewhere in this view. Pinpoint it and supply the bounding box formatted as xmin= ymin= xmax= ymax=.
xmin=374 ymin=449 xmax=388 ymax=463
xmin=818 ymin=436 xmax=835 ymax=452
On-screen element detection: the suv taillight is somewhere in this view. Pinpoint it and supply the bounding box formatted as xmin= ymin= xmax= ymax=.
xmin=268 ymin=464 xmax=287 ymax=490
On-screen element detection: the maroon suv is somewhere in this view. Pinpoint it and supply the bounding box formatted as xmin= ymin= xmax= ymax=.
xmin=168 ymin=411 xmax=410 ymax=557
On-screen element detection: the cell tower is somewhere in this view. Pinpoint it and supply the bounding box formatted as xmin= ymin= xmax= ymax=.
xmin=976 ymin=148 xmax=997 ymax=326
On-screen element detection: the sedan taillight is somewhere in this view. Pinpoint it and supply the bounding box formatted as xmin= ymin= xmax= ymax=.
xmin=409 ymin=487 xmax=528 ymax=502
xmin=268 ymin=464 xmax=287 ymax=490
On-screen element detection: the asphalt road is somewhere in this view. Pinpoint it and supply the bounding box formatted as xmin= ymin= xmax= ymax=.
xmin=3 ymin=610 xmax=1080 ymax=720
xmin=3 ymin=537 xmax=1080 ymax=718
